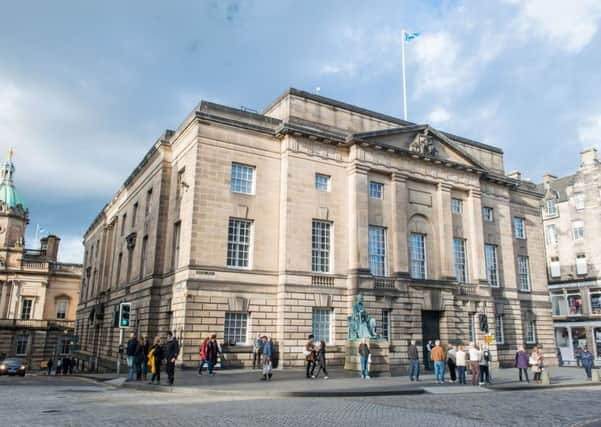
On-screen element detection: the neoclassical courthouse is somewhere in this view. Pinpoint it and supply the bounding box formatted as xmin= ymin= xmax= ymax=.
xmin=76 ymin=89 xmax=555 ymax=372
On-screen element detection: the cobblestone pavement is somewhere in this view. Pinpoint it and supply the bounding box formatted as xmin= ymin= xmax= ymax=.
xmin=1 ymin=376 xmax=600 ymax=427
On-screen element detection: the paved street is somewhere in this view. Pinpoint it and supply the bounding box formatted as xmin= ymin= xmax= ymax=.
xmin=1 ymin=374 xmax=601 ymax=427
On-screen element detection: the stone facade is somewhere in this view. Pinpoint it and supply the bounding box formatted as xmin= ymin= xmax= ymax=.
xmin=76 ymin=88 xmax=556 ymax=373
xmin=0 ymin=152 xmax=82 ymax=368
xmin=540 ymin=147 xmax=601 ymax=365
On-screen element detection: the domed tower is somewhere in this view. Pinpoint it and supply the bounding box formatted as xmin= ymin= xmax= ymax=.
xmin=0 ymin=149 xmax=28 ymax=268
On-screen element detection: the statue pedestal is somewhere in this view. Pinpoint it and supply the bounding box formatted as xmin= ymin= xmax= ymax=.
xmin=345 ymin=341 xmax=390 ymax=376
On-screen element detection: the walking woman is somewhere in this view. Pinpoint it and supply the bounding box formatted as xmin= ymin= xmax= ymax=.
xmin=313 ymin=340 xmax=329 ymax=379
xmin=147 ymin=336 xmax=164 ymax=385
xmin=530 ymin=347 xmax=544 ymax=383
xmin=260 ymin=336 xmax=273 ymax=381
xmin=198 ymin=336 xmax=209 ymax=376
xmin=359 ymin=339 xmax=371 ymax=379
xmin=515 ymin=345 xmax=529 ymax=383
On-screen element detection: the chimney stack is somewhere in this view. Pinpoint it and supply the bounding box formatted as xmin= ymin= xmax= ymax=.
xmin=45 ymin=235 xmax=60 ymax=261
xmin=543 ymin=173 xmax=557 ymax=188
xmin=508 ymin=170 xmax=522 ymax=181
xmin=580 ymin=147 xmax=598 ymax=167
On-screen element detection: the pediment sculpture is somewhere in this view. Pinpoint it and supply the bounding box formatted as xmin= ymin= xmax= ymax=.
xmin=409 ymin=128 xmax=438 ymax=157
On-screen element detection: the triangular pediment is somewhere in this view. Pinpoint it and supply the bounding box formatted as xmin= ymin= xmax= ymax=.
xmin=351 ymin=125 xmax=487 ymax=171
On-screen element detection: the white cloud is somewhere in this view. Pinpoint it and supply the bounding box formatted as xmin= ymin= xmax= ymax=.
xmin=510 ymin=0 xmax=601 ymax=52
xmin=427 ymin=108 xmax=452 ymax=124
xmin=577 ymin=115 xmax=601 ymax=148
xmin=56 ymin=234 xmax=84 ymax=264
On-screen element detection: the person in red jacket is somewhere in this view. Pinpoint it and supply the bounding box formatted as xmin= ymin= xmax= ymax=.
xmin=197 ymin=336 xmax=209 ymax=376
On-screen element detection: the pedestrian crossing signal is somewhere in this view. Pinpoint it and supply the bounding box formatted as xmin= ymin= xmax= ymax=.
xmin=119 ymin=303 xmax=131 ymax=328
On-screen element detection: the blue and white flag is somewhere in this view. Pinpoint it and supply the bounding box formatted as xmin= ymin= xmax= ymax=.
xmin=404 ymin=31 xmax=420 ymax=42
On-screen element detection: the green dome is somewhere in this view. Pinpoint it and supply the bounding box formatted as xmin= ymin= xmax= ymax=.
xmin=0 ymin=149 xmax=26 ymax=210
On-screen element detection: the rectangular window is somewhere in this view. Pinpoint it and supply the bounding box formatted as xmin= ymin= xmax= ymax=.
xmin=312 ymin=220 xmax=331 ymax=273
xmin=526 ymin=320 xmax=536 ymax=344
xmin=514 ymin=217 xmax=526 ymax=239
xmin=484 ymin=244 xmax=499 ymax=287
xmin=140 ymin=235 xmax=148 ymax=279
xmin=369 ymin=181 xmax=383 ymax=199
xmin=550 ymin=257 xmax=561 ymax=278
xmin=115 ymin=253 xmax=123 ymax=286
xmin=590 ymin=292 xmax=601 ymax=315
xmin=546 ymin=199 xmax=557 ymax=216
xmin=223 ymin=312 xmax=248 ymax=345
xmin=576 ymin=254 xmax=587 ymax=275
xmin=58 ymin=337 xmax=70 ymax=355
xmin=56 ymin=300 xmax=68 ymax=320
xmin=451 ymin=198 xmax=463 ymax=214
xmin=368 ymin=226 xmax=387 ymax=276
xmin=172 ymin=222 xmax=181 ymax=270
xmin=227 ymin=219 xmax=252 ymax=268
xmin=572 ymin=221 xmax=584 ymax=241
xmin=575 ymin=193 xmax=585 ymax=210
xmin=495 ymin=315 xmax=505 ymax=345
xmin=145 ymin=188 xmax=153 ymax=216
xmin=551 ymin=293 xmax=567 ymax=316
xmin=410 ymin=233 xmax=427 ymax=279
xmin=482 ymin=207 xmax=494 ymax=222
xmin=315 ymin=173 xmax=331 ymax=192
xmin=567 ymin=292 xmax=583 ymax=316
xmin=517 ymin=256 xmax=530 ymax=291
xmin=545 ymin=224 xmax=557 ymax=245
xmin=16 ymin=335 xmax=28 ymax=355
xmin=176 ymin=168 xmax=185 ymax=200
xmin=231 ymin=163 xmax=255 ymax=194
xmin=121 ymin=214 xmax=127 ymax=236
xmin=381 ymin=309 xmax=390 ymax=341
xmin=20 ymin=298 xmax=33 ymax=320
xmin=312 ymin=307 xmax=332 ymax=344
xmin=454 ymin=238 xmax=468 ymax=283
xmin=468 ymin=314 xmax=475 ymax=343
xmin=132 ymin=203 xmax=138 ymax=227
xmin=126 ymin=248 xmax=133 ymax=283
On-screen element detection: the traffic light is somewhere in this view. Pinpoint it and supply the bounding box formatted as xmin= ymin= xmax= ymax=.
xmin=119 ymin=303 xmax=131 ymax=328
xmin=479 ymin=314 xmax=489 ymax=333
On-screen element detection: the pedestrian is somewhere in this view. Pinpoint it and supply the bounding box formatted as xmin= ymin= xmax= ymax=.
xmin=447 ymin=344 xmax=457 ymax=383
xmin=148 ymin=336 xmax=163 ymax=385
xmin=253 ymin=334 xmax=263 ymax=370
xmin=62 ymin=357 xmax=70 ymax=375
xmin=575 ymin=346 xmax=582 ymax=368
xmin=126 ymin=332 xmax=139 ymax=382
xmin=135 ymin=336 xmax=145 ymax=380
xmin=530 ymin=347 xmax=544 ymax=383
xmin=313 ymin=340 xmax=329 ymax=379
xmin=165 ymin=331 xmax=179 ymax=386
xmin=47 ymin=359 xmax=53 ymax=376
xmin=198 ymin=336 xmax=209 ymax=376
xmin=479 ymin=345 xmax=491 ymax=385
xmin=260 ymin=336 xmax=273 ymax=381
xmin=431 ymin=340 xmax=446 ymax=384
xmin=304 ymin=334 xmax=316 ymax=379
xmin=515 ymin=345 xmax=529 ymax=383
xmin=206 ymin=334 xmax=220 ymax=376
xmin=407 ymin=339 xmax=420 ymax=381
xmin=358 ymin=339 xmax=371 ymax=379
xmin=456 ymin=345 xmax=466 ymax=385
xmin=581 ymin=346 xmax=594 ymax=379
xmin=56 ymin=358 xmax=62 ymax=375
xmin=425 ymin=340 xmax=433 ymax=370
xmin=141 ymin=336 xmax=150 ymax=381
xmin=468 ymin=342 xmax=480 ymax=386
xmin=69 ymin=356 xmax=75 ymax=374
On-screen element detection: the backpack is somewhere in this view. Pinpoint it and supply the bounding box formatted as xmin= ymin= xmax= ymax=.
xmin=483 ymin=350 xmax=490 ymax=362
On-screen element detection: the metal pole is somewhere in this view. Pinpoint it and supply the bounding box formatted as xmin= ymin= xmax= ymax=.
xmin=401 ymin=29 xmax=408 ymax=121
xmin=116 ymin=328 xmax=124 ymax=375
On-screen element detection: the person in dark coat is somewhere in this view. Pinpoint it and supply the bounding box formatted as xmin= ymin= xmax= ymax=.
xmin=312 ymin=340 xmax=329 ymax=379
xmin=47 ymin=359 xmax=53 ymax=376
xmin=126 ymin=332 xmax=139 ymax=382
xmin=515 ymin=345 xmax=530 ymax=383
xmin=69 ymin=357 xmax=75 ymax=374
xmin=62 ymin=357 xmax=70 ymax=375
xmin=135 ymin=336 xmax=146 ymax=380
xmin=164 ymin=331 xmax=179 ymax=386
xmin=582 ymin=347 xmax=594 ymax=379
xmin=206 ymin=334 xmax=220 ymax=376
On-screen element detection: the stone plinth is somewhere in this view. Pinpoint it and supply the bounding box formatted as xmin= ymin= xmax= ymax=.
xmin=345 ymin=341 xmax=390 ymax=376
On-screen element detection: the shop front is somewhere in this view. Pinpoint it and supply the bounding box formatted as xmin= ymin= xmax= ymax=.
xmin=555 ymin=322 xmax=601 ymax=366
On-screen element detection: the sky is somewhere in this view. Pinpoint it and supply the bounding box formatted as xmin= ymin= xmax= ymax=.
xmin=1 ymin=0 xmax=601 ymax=263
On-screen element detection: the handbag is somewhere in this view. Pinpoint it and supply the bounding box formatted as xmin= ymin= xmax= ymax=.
xmin=303 ymin=349 xmax=310 ymax=357
xmin=368 ymin=354 xmax=372 ymax=364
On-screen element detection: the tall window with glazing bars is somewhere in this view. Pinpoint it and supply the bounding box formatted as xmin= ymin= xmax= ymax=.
xmin=230 ymin=163 xmax=255 ymax=194
xmin=453 ymin=238 xmax=468 ymax=283
xmin=227 ymin=218 xmax=252 ymax=268
xmin=312 ymin=220 xmax=331 ymax=273
xmin=484 ymin=244 xmax=499 ymax=287
xmin=368 ymin=226 xmax=386 ymax=276
xmin=410 ymin=233 xmax=426 ymax=279
xmin=517 ymin=255 xmax=530 ymax=291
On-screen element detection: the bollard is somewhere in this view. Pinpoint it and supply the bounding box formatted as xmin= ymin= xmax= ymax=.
xmin=541 ymin=368 xmax=551 ymax=385
xmin=592 ymin=369 xmax=600 ymax=382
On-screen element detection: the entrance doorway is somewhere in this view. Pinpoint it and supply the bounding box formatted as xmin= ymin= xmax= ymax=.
xmin=421 ymin=310 xmax=440 ymax=370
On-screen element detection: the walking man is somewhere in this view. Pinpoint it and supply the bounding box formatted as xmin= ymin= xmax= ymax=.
xmin=165 ymin=331 xmax=179 ymax=386
xmin=126 ymin=332 xmax=139 ymax=382
xmin=582 ymin=346 xmax=594 ymax=379
xmin=253 ymin=334 xmax=263 ymax=370
xmin=408 ymin=340 xmax=420 ymax=381
xmin=468 ymin=342 xmax=480 ymax=386
xmin=261 ymin=336 xmax=274 ymax=381
xmin=431 ymin=340 xmax=446 ymax=384
xmin=305 ymin=334 xmax=316 ymax=379
xmin=447 ymin=344 xmax=457 ymax=383
xmin=425 ymin=340 xmax=433 ymax=370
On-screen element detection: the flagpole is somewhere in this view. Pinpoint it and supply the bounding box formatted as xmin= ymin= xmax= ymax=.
xmin=35 ymin=224 xmax=40 ymax=248
xmin=401 ymin=29 xmax=408 ymax=121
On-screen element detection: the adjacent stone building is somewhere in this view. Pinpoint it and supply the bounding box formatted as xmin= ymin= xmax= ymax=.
xmin=0 ymin=151 xmax=82 ymax=368
xmin=76 ymin=89 xmax=556 ymax=373
xmin=540 ymin=147 xmax=601 ymax=366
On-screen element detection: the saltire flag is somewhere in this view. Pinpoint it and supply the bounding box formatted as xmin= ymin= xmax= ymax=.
xmin=404 ymin=31 xmax=420 ymax=42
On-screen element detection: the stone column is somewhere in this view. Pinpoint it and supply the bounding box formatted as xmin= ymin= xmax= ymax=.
xmin=436 ymin=183 xmax=455 ymax=280
xmin=0 ymin=281 xmax=8 ymax=318
xmin=391 ymin=173 xmax=409 ymax=276
xmin=467 ymin=188 xmax=487 ymax=284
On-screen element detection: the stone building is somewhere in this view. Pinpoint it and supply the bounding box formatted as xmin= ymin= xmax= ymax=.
xmin=76 ymin=88 xmax=555 ymax=373
xmin=540 ymin=147 xmax=601 ymax=366
xmin=0 ymin=151 xmax=82 ymax=368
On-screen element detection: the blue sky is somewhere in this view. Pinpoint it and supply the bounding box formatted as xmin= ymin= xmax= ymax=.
xmin=2 ymin=0 xmax=601 ymax=262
